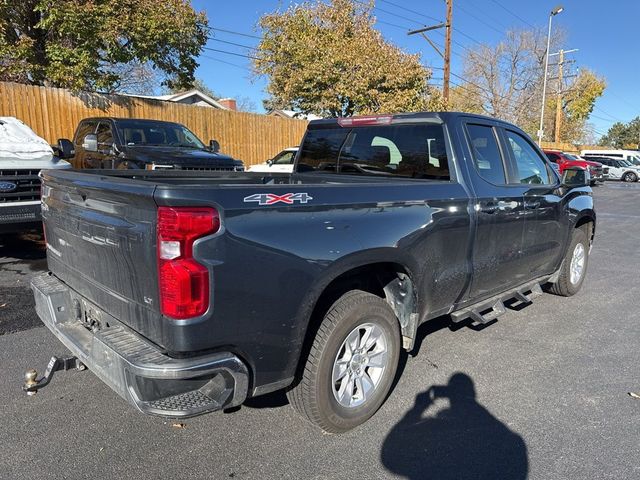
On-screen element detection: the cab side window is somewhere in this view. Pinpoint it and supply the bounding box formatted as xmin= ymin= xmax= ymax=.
xmin=96 ymin=122 xmax=114 ymax=149
xmin=273 ymin=151 xmax=295 ymax=165
xmin=466 ymin=124 xmax=506 ymax=184
xmin=74 ymin=121 xmax=97 ymax=146
xmin=545 ymin=152 xmax=559 ymax=163
xmin=504 ymin=130 xmax=551 ymax=185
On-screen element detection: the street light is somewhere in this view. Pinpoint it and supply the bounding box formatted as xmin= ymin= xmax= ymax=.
xmin=537 ymin=5 xmax=564 ymax=146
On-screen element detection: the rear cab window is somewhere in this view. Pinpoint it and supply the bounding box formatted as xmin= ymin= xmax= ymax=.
xmin=297 ymin=123 xmax=451 ymax=180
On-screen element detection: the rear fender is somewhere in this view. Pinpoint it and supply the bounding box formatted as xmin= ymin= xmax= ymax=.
xmin=291 ymin=248 xmax=421 ymax=354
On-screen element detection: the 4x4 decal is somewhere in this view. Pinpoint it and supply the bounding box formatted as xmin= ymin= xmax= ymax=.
xmin=243 ymin=193 xmax=313 ymax=206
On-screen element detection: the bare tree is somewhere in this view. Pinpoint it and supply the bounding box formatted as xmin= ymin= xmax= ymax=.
xmin=451 ymin=28 xmax=564 ymax=136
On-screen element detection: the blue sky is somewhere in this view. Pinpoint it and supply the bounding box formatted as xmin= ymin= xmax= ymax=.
xmin=192 ymin=0 xmax=639 ymax=138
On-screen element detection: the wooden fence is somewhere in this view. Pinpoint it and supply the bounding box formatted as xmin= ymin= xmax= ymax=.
xmin=0 ymin=82 xmax=308 ymax=165
xmin=540 ymin=141 xmax=605 ymax=154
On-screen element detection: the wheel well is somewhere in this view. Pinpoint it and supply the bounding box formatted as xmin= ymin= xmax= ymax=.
xmin=575 ymin=216 xmax=595 ymax=246
xmin=294 ymin=263 xmax=416 ymax=381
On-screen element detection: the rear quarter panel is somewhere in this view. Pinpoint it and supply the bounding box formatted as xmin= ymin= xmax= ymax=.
xmin=153 ymin=178 xmax=472 ymax=390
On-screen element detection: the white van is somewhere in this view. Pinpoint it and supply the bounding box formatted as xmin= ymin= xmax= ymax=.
xmin=580 ymin=149 xmax=640 ymax=166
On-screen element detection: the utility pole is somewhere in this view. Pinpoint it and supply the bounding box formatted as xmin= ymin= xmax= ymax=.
xmin=443 ymin=0 xmax=452 ymax=104
xmin=549 ymin=48 xmax=578 ymax=143
xmin=554 ymin=49 xmax=564 ymax=143
xmin=408 ymin=0 xmax=452 ymax=104
xmin=537 ymin=5 xmax=564 ymax=146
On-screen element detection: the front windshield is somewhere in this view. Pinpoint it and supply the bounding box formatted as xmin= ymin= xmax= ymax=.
xmin=564 ymin=153 xmax=581 ymax=160
xmin=628 ymin=156 xmax=640 ymax=166
xmin=116 ymin=120 xmax=205 ymax=148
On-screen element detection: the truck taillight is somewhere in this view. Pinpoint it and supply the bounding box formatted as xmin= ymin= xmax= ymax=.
xmin=157 ymin=207 xmax=220 ymax=319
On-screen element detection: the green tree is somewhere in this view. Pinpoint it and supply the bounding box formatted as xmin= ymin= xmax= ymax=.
xmin=0 ymin=0 xmax=208 ymax=92
xmin=254 ymin=0 xmax=433 ymax=117
xmin=599 ymin=117 xmax=640 ymax=148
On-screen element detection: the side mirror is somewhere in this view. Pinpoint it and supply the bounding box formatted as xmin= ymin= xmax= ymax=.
xmin=56 ymin=138 xmax=75 ymax=159
xmin=267 ymin=159 xmax=274 ymax=166
xmin=209 ymin=139 xmax=220 ymax=153
xmin=562 ymin=166 xmax=590 ymax=188
xmin=82 ymin=134 xmax=98 ymax=152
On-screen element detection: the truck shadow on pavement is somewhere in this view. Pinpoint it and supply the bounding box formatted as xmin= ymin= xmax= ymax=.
xmin=381 ymin=372 xmax=528 ymax=480
xmin=0 ymin=231 xmax=46 ymax=261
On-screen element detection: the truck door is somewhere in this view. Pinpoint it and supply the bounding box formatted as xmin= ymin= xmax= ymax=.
xmin=463 ymin=122 xmax=531 ymax=300
xmin=500 ymin=128 xmax=565 ymax=279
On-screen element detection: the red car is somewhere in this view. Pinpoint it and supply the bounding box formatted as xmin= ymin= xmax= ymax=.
xmin=543 ymin=150 xmax=607 ymax=185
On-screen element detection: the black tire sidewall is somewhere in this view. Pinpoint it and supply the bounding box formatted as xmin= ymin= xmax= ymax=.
xmin=315 ymin=295 xmax=400 ymax=432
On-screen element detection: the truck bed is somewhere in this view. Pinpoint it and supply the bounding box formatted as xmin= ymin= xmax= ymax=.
xmin=40 ymin=168 xmax=462 ymax=364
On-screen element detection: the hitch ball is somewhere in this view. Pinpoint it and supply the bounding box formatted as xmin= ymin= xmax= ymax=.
xmin=24 ymin=369 xmax=38 ymax=396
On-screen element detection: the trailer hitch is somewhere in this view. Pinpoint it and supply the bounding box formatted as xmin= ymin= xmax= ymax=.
xmin=23 ymin=356 xmax=86 ymax=396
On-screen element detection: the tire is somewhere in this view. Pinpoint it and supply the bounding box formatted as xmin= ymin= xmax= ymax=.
xmin=287 ymin=290 xmax=401 ymax=433
xmin=547 ymin=228 xmax=589 ymax=297
xmin=623 ymin=171 xmax=638 ymax=182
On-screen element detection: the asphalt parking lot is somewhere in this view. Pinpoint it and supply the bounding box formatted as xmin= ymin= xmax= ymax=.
xmin=1 ymin=183 xmax=639 ymax=480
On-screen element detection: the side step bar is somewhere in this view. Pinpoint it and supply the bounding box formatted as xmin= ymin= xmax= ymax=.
xmin=451 ymin=282 xmax=544 ymax=326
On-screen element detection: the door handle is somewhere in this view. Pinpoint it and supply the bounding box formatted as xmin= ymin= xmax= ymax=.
xmin=497 ymin=200 xmax=518 ymax=211
xmin=525 ymin=200 xmax=541 ymax=209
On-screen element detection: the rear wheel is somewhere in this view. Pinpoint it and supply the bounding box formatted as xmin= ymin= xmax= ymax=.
xmin=548 ymin=227 xmax=589 ymax=296
xmin=287 ymin=290 xmax=401 ymax=433
xmin=623 ymin=171 xmax=638 ymax=182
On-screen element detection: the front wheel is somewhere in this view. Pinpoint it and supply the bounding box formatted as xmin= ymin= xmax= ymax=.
xmin=623 ymin=172 xmax=638 ymax=182
xmin=287 ymin=290 xmax=401 ymax=433
xmin=547 ymin=228 xmax=589 ymax=296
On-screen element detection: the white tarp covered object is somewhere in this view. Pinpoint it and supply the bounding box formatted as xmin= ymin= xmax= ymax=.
xmin=0 ymin=116 xmax=54 ymax=165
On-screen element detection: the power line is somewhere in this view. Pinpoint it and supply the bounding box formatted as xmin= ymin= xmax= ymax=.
xmin=202 ymin=47 xmax=259 ymax=61
xmin=376 ymin=18 xmax=414 ymax=31
xmin=488 ymin=0 xmax=536 ymax=29
xmin=200 ymin=54 xmax=250 ymax=70
xmin=605 ymin=90 xmax=640 ymax=115
xmin=353 ymin=0 xmax=436 ymax=26
xmin=207 ymin=26 xmax=262 ymax=40
xmin=592 ymin=106 xmax=624 ymax=123
xmin=379 ymin=0 xmax=442 ymax=23
xmin=456 ymin=2 xmax=504 ymax=35
xmin=589 ymin=113 xmax=620 ymax=124
xmin=208 ymin=38 xmax=256 ymax=51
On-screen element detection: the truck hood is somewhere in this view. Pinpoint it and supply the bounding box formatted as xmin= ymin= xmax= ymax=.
xmin=582 ymin=160 xmax=603 ymax=167
xmin=120 ymin=146 xmax=243 ymax=167
xmin=564 ymin=159 xmax=602 ymax=168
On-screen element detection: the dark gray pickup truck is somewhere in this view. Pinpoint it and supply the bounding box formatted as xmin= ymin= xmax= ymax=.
xmin=26 ymin=112 xmax=595 ymax=433
xmin=55 ymin=117 xmax=244 ymax=172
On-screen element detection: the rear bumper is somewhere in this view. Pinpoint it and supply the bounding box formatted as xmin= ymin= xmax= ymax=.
xmin=31 ymin=272 xmax=249 ymax=418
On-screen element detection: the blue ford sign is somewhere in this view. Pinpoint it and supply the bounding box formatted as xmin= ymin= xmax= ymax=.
xmin=0 ymin=181 xmax=18 ymax=193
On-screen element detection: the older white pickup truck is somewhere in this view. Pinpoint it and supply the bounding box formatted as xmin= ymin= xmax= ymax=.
xmin=0 ymin=117 xmax=70 ymax=232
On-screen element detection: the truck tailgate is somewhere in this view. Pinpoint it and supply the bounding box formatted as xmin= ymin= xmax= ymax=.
xmin=41 ymin=170 xmax=162 ymax=339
